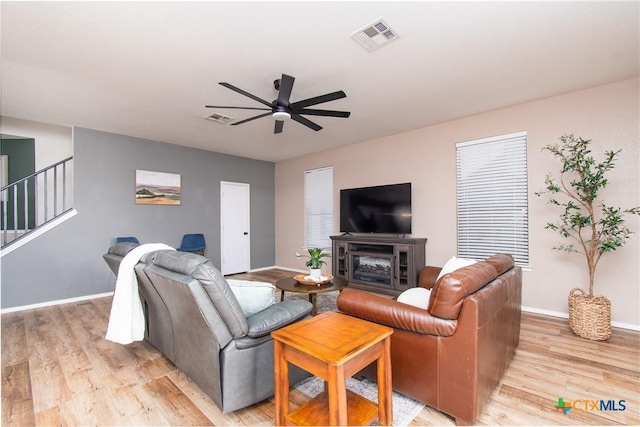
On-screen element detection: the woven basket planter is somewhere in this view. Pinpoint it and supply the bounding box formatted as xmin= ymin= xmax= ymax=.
xmin=568 ymin=288 xmax=611 ymax=341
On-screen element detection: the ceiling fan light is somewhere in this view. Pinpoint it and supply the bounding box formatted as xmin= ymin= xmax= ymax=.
xmin=272 ymin=111 xmax=291 ymax=121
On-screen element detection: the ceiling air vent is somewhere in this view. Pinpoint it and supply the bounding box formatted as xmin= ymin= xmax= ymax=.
xmin=206 ymin=112 xmax=234 ymax=124
xmin=351 ymin=19 xmax=399 ymax=52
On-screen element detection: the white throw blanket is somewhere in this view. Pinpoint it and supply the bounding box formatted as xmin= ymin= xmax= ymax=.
xmin=106 ymin=243 xmax=175 ymax=344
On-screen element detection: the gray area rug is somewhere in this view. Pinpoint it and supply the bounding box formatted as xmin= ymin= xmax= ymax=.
xmin=280 ymin=289 xmax=341 ymax=314
xmin=294 ymin=375 xmax=425 ymax=426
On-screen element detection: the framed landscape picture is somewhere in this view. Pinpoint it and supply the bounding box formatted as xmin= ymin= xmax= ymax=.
xmin=135 ymin=169 xmax=181 ymax=205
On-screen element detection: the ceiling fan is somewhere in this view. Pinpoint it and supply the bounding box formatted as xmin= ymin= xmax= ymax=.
xmin=206 ymin=73 xmax=350 ymax=134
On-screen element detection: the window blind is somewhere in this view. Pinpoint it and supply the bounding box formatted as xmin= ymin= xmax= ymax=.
xmin=304 ymin=166 xmax=333 ymax=249
xmin=456 ymin=132 xmax=529 ymax=266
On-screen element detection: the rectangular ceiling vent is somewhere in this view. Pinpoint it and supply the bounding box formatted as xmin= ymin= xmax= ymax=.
xmin=351 ymin=19 xmax=399 ymax=52
xmin=206 ymin=112 xmax=234 ymax=124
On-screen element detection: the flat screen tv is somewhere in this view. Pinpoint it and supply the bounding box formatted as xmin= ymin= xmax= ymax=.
xmin=340 ymin=183 xmax=412 ymax=234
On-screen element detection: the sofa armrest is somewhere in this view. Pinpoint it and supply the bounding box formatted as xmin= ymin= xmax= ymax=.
xmin=246 ymin=299 xmax=312 ymax=338
xmin=337 ymin=289 xmax=457 ymax=336
xmin=418 ymin=266 xmax=442 ymax=289
xmin=107 ymin=241 xmax=140 ymax=257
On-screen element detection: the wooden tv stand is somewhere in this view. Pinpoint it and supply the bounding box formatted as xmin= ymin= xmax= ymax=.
xmin=330 ymin=235 xmax=427 ymax=296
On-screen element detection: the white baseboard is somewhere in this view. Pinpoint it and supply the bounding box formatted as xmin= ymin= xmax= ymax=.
xmin=522 ymin=305 xmax=570 ymax=319
xmin=1 ymin=291 xmax=114 ymax=314
xmin=254 ymin=271 xmax=640 ymax=331
xmin=249 ymin=265 xmax=306 ymax=274
xmin=3 ymin=279 xmax=638 ymax=332
xmin=249 ymin=270 xmax=640 ymax=332
xmin=522 ymin=305 xmax=639 ymax=331
xmin=3 ymin=265 xmax=299 ymax=314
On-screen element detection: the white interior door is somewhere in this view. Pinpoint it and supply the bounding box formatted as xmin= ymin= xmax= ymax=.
xmin=220 ymin=181 xmax=251 ymax=275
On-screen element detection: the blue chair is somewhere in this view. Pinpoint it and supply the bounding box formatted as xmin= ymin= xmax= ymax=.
xmin=116 ymin=236 xmax=139 ymax=244
xmin=177 ymin=233 xmax=206 ymax=255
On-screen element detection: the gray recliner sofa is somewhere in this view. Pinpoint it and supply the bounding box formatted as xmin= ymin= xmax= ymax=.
xmin=103 ymin=243 xmax=312 ymax=413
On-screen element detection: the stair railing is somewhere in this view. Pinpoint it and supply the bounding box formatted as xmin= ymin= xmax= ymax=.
xmin=1 ymin=156 xmax=73 ymax=248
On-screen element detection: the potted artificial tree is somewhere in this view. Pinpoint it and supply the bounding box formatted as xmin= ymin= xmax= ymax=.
xmin=537 ymin=134 xmax=639 ymax=340
xmin=296 ymin=248 xmax=331 ymax=280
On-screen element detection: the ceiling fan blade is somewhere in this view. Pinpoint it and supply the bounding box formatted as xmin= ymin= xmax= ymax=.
xmin=231 ymin=112 xmax=272 ymax=126
xmin=291 ymin=113 xmax=322 ymax=131
xmin=205 ymin=105 xmax=271 ymax=111
xmin=277 ymin=74 xmax=295 ymax=106
xmin=274 ymin=120 xmax=284 ymax=134
xmin=290 ymin=90 xmax=347 ymax=110
xmin=298 ymin=108 xmax=351 ymax=118
xmin=219 ymin=82 xmax=273 ymax=108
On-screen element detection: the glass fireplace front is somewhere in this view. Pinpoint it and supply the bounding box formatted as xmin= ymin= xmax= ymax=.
xmin=352 ymin=255 xmax=392 ymax=286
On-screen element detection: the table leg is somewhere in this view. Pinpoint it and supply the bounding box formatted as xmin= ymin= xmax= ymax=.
xmin=274 ymin=340 xmax=289 ymax=426
xmin=280 ymin=290 xmax=285 ymax=302
xmin=309 ymin=293 xmax=317 ymax=316
xmin=327 ymin=365 xmax=348 ymax=426
xmin=376 ymin=337 xmax=393 ymax=426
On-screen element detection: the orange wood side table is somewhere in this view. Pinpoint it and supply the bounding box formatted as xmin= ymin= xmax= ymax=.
xmin=271 ymin=311 xmax=393 ymax=426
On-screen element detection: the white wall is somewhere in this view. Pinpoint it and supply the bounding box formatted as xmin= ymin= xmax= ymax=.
xmin=1 ymin=116 xmax=73 ymax=169
xmin=275 ymin=78 xmax=640 ymax=328
xmin=2 ymin=117 xmax=73 ymax=225
xmin=1 ymin=116 xmax=74 ymax=223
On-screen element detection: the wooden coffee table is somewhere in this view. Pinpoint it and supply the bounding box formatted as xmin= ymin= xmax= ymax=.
xmin=272 ymin=311 xmax=393 ymax=426
xmin=276 ymin=276 xmax=348 ymax=315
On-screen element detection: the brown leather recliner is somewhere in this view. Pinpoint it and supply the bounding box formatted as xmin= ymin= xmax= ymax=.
xmin=337 ymin=254 xmax=522 ymax=425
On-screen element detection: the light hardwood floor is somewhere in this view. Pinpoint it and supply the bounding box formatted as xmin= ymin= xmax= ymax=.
xmin=2 ymin=268 xmax=638 ymax=426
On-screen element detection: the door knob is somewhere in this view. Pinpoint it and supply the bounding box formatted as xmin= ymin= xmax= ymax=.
xmin=244 ymin=232 xmax=248 ymax=235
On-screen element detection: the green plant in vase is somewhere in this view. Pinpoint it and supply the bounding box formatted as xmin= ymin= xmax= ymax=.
xmin=296 ymin=248 xmax=331 ymax=280
xmin=536 ymin=133 xmax=639 ymax=340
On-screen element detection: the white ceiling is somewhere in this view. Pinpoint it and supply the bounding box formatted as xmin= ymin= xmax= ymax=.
xmin=2 ymin=1 xmax=638 ymax=162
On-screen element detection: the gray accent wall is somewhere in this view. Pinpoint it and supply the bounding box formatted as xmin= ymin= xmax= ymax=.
xmin=1 ymin=128 xmax=275 ymax=309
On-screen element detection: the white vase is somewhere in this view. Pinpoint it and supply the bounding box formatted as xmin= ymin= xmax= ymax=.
xmin=309 ymin=268 xmax=322 ymax=280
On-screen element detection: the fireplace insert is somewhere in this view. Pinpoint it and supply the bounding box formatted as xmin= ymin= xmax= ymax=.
xmin=352 ymin=255 xmax=392 ymax=286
